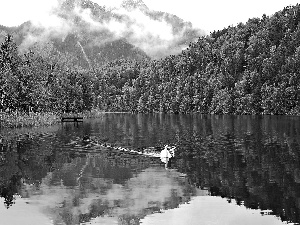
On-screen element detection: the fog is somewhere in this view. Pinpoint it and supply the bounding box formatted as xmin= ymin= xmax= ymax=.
xmin=19 ymin=0 xmax=205 ymax=58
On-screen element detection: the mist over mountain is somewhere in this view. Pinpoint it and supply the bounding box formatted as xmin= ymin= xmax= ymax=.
xmin=0 ymin=0 xmax=205 ymax=68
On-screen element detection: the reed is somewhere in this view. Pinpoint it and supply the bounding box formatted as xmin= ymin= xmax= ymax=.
xmin=0 ymin=108 xmax=107 ymax=129
xmin=0 ymin=112 xmax=61 ymax=128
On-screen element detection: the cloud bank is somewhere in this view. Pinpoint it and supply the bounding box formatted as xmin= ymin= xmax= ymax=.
xmin=20 ymin=0 xmax=205 ymax=58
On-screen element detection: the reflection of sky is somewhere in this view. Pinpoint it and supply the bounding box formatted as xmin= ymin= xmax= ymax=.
xmin=0 ymin=195 xmax=287 ymax=225
xmin=1 ymin=114 xmax=299 ymax=225
xmin=0 ymin=167 xmax=193 ymax=225
xmin=0 ymin=165 xmax=289 ymax=225
xmin=141 ymin=197 xmax=285 ymax=225
xmin=0 ymin=196 xmax=51 ymax=225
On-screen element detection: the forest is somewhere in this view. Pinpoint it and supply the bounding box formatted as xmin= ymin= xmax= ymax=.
xmin=1 ymin=4 xmax=300 ymax=116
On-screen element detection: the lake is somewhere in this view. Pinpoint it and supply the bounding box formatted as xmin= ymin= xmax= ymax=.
xmin=0 ymin=113 xmax=299 ymax=225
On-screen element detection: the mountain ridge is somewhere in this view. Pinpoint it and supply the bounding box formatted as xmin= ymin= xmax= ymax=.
xmin=0 ymin=0 xmax=204 ymax=68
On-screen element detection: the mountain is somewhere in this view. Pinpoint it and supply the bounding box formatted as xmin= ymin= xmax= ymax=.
xmin=0 ymin=21 xmax=149 ymax=69
xmin=0 ymin=0 xmax=205 ymax=68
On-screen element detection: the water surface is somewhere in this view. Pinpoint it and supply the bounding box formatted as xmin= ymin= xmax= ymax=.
xmin=0 ymin=114 xmax=299 ymax=225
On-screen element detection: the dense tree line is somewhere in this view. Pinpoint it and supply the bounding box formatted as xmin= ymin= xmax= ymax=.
xmin=1 ymin=4 xmax=300 ymax=115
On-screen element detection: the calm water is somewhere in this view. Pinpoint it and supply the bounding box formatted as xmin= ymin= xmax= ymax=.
xmin=0 ymin=114 xmax=300 ymax=225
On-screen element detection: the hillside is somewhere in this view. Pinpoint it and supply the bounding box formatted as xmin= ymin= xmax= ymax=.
xmin=86 ymin=3 xmax=300 ymax=115
xmin=1 ymin=3 xmax=300 ymax=116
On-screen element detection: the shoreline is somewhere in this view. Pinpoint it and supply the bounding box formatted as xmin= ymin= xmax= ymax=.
xmin=1 ymin=110 xmax=300 ymax=129
xmin=0 ymin=109 xmax=108 ymax=129
xmin=0 ymin=112 xmax=61 ymax=129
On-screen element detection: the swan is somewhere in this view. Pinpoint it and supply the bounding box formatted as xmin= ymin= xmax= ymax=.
xmin=160 ymin=145 xmax=175 ymax=169
xmin=76 ymin=138 xmax=176 ymax=169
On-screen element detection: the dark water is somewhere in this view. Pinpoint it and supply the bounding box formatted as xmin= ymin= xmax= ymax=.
xmin=0 ymin=114 xmax=300 ymax=225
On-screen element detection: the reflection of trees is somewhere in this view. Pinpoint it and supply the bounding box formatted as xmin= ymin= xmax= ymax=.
xmin=173 ymin=115 xmax=300 ymax=224
xmin=85 ymin=114 xmax=300 ymax=224
xmin=47 ymin=155 xmax=194 ymax=225
xmin=0 ymin=174 xmax=22 ymax=208
xmin=0 ymin=134 xmax=54 ymax=208
xmin=0 ymin=128 xmax=196 ymax=224
xmin=1 ymin=114 xmax=300 ymax=224
xmin=18 ymin=161 xmax=194 ymax=225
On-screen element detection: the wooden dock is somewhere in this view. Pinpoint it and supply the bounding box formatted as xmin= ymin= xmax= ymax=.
xmin=61 ymin=116 xmax=83 ymax=123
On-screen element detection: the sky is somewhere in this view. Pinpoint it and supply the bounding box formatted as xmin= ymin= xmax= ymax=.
xmin=0 ymin=0 xmax=299 ymax=33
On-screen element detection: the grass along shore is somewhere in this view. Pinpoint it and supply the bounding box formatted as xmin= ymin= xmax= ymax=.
xmin=0 ymin=109 xmax=106 ymax=129
xmin=0 ymin=112 xmax=60 ymax=128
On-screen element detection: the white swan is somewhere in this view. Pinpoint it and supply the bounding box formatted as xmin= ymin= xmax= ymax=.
xmin=160 ymin=145 xmax=175 ymax=169
xmin=112 ymin=144 xmax=176 ymax=169
xmin=74 ymin=140 xmax=176 ymax=168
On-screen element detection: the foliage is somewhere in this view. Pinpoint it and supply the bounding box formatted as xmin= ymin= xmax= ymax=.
xmin=1 ymin=4 xmax=300 ymax=117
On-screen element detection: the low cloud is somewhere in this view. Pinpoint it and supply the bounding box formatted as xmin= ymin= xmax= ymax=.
xmin=20 ymin=0 xmax=205 ymax=58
